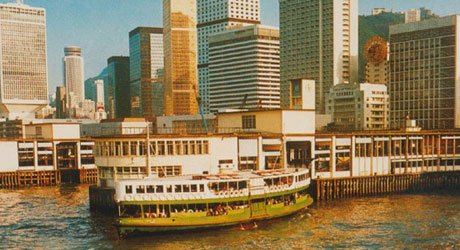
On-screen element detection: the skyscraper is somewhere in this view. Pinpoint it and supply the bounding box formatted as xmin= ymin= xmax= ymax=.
xmin=197 ymin=0 xmax=261 ymax=113
xmin=129 ymin=27 xmax=164 ymax=118
xmin=95 ymin=79 xmax=105 ymax=110
xmin=63 ymin=46 xmax=84 ymax=111
xmin=0 ymin=0 xmax=48 ymax=119
xmin=55 ymin=86 xmax=66 ymax=119
xmin=279 ymin=0 xmax=358 ymax=113
xmin=209 ymin=25 xmax=280 ymax=113
xmin=163 ymin=0 xmax=198 ymax=116
xmin=108 ymin=56 xmax=131 ymax=118
xmin=389 ymin=15 xmax=460 ymax=129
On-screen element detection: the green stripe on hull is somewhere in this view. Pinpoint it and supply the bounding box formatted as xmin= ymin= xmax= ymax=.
xmin=118 ymin=195 xmax=313 ymax=235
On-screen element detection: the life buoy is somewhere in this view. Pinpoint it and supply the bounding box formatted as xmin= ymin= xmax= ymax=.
xmin=135 ymin=194 xmax=142 ymax=201
xmin=219 ymin=191 xmax=224 ymax=196
xmin=125 ymin=194 xmax=133 ymax=201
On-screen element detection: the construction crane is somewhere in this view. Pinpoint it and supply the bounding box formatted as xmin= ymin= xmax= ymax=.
xmin=193 ymin=85 xmax=209 ymax=134
xmin=239 ymin=94 xmax=248 ymax=109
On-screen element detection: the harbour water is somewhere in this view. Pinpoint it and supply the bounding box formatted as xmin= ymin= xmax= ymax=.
xmin=0 ymin=185 xmax=459 ymax=249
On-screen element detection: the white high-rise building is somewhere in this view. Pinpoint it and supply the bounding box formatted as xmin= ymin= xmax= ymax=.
xmin=197 ymin=0 xmax=261 ymax=113
xmin=95 ymin=79 xmax=104 ymax=110
xmin=0 ymin=0 xmax=48 ymax=119
xmin=209 ymin=25 xmax=280 ymax=113
xmin=279 ymin=0 xmax=358 ymax=114
xmin=63 ymin=46 xmax=84 ymax=112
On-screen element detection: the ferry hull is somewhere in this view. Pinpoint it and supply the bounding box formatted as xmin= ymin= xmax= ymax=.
xmin=118 ymin=195 xmax=313 ymax=235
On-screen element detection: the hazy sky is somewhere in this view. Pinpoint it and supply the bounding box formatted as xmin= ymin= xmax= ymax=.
xmin=7 ymin=0 xmax=459 ymax=94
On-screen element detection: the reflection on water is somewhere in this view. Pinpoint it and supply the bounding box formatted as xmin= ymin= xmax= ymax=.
xmin=0 ymin=185 xmax=459 ymax=249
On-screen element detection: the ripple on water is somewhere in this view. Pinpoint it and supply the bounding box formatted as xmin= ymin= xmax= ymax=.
xmin=0 ymin=187 xmax=460 ymax=249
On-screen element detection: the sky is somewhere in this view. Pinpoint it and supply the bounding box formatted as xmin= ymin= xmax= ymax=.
xmin=6 ymin=0 xmax=460 ymax=94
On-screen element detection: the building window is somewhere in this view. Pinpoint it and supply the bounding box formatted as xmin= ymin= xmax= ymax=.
xmin=242 ymin=115 xmax=256 ymax=129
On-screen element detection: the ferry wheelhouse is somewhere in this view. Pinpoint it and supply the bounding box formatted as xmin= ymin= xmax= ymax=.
xmin=115 ymin=168 xmax=312 ymax=234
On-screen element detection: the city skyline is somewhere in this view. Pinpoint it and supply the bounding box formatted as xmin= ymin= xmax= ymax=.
xmin=5 ymin=0 xmax=458 ymax=95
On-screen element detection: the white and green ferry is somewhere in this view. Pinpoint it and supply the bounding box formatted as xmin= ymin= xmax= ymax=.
xmin=114 ymin=168 xmax=312 ymax=235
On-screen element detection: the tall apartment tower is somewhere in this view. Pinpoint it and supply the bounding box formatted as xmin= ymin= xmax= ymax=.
xmin=209 ymin=25 xmax=280 ymax=113
xmin=279 ymin=0 xmax=358 ymax=114
xmin=0 ymin=1 xmax=48 ymax=119
xmin=108 ymin=56 xmax=131 ymax=118
xmin=163 ymin=0 xmax=198 ymax=116
xmin=129 ymin=27 xmax=164 ymax=118
xmin=197 ymin=0 xmax=261 ymax=113
xmin=55 ymin=86 xmax=66 ymax=119
xmin=63 ymin=46 xmax=84 ymax=111
xmin=95 ymin=79 xmax=105 ymax=110
xmin=389 ymin=15 xmax=460 ymax=129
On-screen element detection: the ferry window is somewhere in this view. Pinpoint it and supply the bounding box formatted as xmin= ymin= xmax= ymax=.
xmin=183 ymin=141 xmax=189 ymax=155
xmin=197 ymin=141 xmax=203 ymax=154
xmin=200 ymin=184 xmax=205 ymax=192
xmin=183 ymin=185 xmax=190 ymax=192
xmin=295 ymin=176 xmax=298 ymax=182
xmin=115 ymin=142 xmax=121 ymax=156
xmin=219 ymin=182 xmax=228 ymax=191
xmin=123 ymin=167 xmax=130 ymax=175
xmin=264 ymin=179 xmax=273 ymax=186
xmin=158 ymin=141 xmax=165 ymax=155
xmin=229 ymin=182 xmax=237 ymax=191
xmin=130 ymin=141 xmax=138 ymax=156
xmin=149 ymin=141 xmax=156 ymax=156
xmin=288 ymin=176 xmax=294 ymax=185
xmin=175 ymin=141 xmax=182 ymax=155
xmin=156 ymin=185 xmax=164 ymax=193
xmin=146 ymin=185 xmax=155 ymax=193
xmin=238 ymin=181 xmax=247 ymax=189
xmin=175 ymin=185 xmax=182 ymax=193
xmin=125 ymin=185 xmax=133 ymax=194
xmin=136 ymin=185 xmax=145 ymax=194
xmin=191 ymin=184 xmax=197 ymax=192
xmin=209 ymin=182 xmax=218 ymax=192
xmin=167 ymin=141 xmax=174 ymax=155
xmin=166 ymin=185 xmax=172 ymax=193
xmin=122 ymin=142 xmax=129 ymax=156
xmin=139 ymin=142 xmax=146 ymax=155
xmin=203 ymin=141 xmax=209 ymax=154
xmin=190 ymin=141 xmax=196 ymax=155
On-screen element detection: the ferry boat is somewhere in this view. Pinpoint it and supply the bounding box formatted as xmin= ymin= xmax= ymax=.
xmin=114 ymin=167 xmax=312 ymax=235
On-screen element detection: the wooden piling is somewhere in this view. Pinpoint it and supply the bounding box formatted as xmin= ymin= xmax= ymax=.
xmin=312 ymin=171 xmax=460 ymax=201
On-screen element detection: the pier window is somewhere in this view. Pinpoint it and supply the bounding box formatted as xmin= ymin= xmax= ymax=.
xmin=151 ymin=166 xmax=182 ymax=177
xmin=130 ymin=141 xmax=138 ymax=156
xmin=190 ymin=141 xmax=196 ymax=154
xmin=197 ymin=141 xmax=203 ymax=154
xmin=183 ymin=141 xmax=189 ymax=154
xmin=242 ymin=115 xmax=256 ymax=129
xmin=115 ymin=142 xmax=121 ymax=156
xmin=18 ymin=146 xmax=34 ymax=167
xmin=149 ymin=141 xmax=156 ymax=156
xmin=157 ymin=141 xmax=165 ymax=155
xmin=122 ymin=142 xmax=129 ymax=156
xmin=167 ymin=141 xmax=174 ymax=155
xmin=175 ymin=141 xmax=182 ymax=155
xmin=136 ymin=185 xmax=145 ymax=194
xmin=239 ymin=156 xmax=257 ymax=170
xmin=203 ymin=141 xmax=209 ymax=154
xmin=139 ymin=142 xmax=146 ymax=155
xmin=109 ymin=142 xmax=114 ymax=156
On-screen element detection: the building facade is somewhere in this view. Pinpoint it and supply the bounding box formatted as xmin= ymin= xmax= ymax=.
xmin=108 ymin=56 xmax=131 ymax=118
xmin=405 ymin=9 xmax=421 ymax=23
xmin=55 ymin=86 xmax=66 ymax=119
xmin=129 ymin=27 xmax=164 ymax=118
xmin=279 ymin=0 xmax=358 ymax=114
xmin=63 ymin=46 xmax=84 ymax=112
xmin=197 ymin=0 xmax=261 ymax=113
xmin=365 ymin=61 xmax=388 ymax=85
xmin=326 ymin=83 xmax=389 ymax=130
xmin=389 ymin=15 xmax=460 ymax=129
xmin=0 ymin=1 xmax=48 ymax=119
xmin=163 ymin=0 xmax=198 ymax=116
xmin=208 ymin=25 xmax=280 ymax=113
